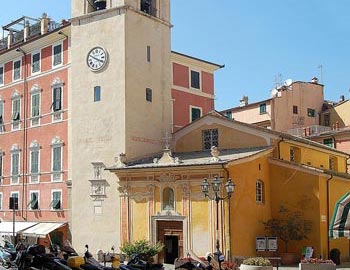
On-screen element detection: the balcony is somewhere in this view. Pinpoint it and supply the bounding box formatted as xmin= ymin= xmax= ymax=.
xmin=288 ymin=125 xmax=332 ymax=137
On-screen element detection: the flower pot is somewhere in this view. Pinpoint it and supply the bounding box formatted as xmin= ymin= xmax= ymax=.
xmin=240 ymin=264 xmax=273 ymax=270
xmin=299 ymin=263 xmax=336 ymax=270
xmin=281 ymin=252 xmax=296 ymax=265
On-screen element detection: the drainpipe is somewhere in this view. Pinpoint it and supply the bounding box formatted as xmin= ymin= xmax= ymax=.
xmin=222 ymin=165 xmax=232 ymax=262
xmin=326 ymin=174 xmax=333 ymax=259
xmin=16 ymin=47 xmax=27 ymax=220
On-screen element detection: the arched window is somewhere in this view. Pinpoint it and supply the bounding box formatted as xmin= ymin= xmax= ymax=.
xmin=162 ymin=187 xmax=175 ymax=210
xmin=256 ymin=180 xmax=264 ymax=204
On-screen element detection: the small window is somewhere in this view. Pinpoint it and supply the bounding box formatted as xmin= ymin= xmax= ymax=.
xmin=53 ymin=43 xmax=63 ymax=67
xmin=323 ymin=138 xmax=334 ymax=148
xmin=32 ymin=52 xmax=41 ymax=74
xmin=225 ymin=111 xmax=232 ymax=119
xmin=307 ymin=108 xmax=315 ymax=117
xmin=147 ymin=46 xmax=151 ymax=62
xmin=293 ymin=105 xmax=298 ymax=114
xmin=146 ymin=88 xmax=152 ymax=102
xmin=0 ymin=65 xmax=4 ymax=85
xmin=94 ymin=86 xmax=101 ymax=102
xmin=329 ymin=156 xmax=338 ymax=171
xmin=51 ymin=190 xmax=62 ymax=210
xmin=191 ymin=107 xmax=201 ymax=122
xmin=191 ymin=70 xmax=200 ymax=89
xmin=141 ymin=0 xmax=157 ymax=16
xmin=202 ymin=129 xmax=219 ymax=150
xmin=162 ymin=187 xmax=175 ymax=210
xmin=10 ymin=192 xmax=19 ymax=210
xmin=324 ymin=114 xmax=330 ymax=126
xmin=256 ymin=180 xmax=264 ymax=204
xmin=13 ymin=59 xmax=21 ymax=81
xmin=259 ymin=103 xmax=266 ymax=114
xmin=52 ymin=86 xmax=62 ymax=112
xmin=29 ymin=191 xmax=39 ymax=210
xmin=290 ymin=146 xmax=301 ymax=163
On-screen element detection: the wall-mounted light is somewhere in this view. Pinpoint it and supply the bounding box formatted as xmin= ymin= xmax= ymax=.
xmin=58 ymin=31 xmax=69 ymax=39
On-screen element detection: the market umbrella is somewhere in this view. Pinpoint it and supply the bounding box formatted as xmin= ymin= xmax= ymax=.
xmin=329 ymin=192 xmax=350 ymax=239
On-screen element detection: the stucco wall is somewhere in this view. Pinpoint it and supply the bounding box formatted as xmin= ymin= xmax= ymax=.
xmin=175 ymin=123 xmax=268 ymax=152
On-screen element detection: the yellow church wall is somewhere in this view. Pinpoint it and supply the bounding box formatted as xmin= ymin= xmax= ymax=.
xmin=132 ymin=199 xmax=148 ymax=240
xmin=279 ymin=141 xmax=348 ymax=173
xmin=227 ymin=155 xmax=272 ymax=256
xmin=191 ymin=199 xmax=211 ymax=255
xmin=154 ymin=186 xmax=161 ymax=213
xmin=176 ymin=124 xmax=268 ymax=152
xmin=269 ymin=163 xmax=322 ymax=255
xmin=175 ymin=186 xmax=183 ymax=214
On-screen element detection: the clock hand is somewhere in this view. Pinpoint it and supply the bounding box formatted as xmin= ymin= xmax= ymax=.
xmin=90 ymin=55 xmax=104 ymax=63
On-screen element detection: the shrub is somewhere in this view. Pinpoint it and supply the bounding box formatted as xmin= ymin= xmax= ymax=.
xmin=120 ymin=239 xmax=164 ymax=262
xmin=242 ymin=257 xmax=272 ymax=266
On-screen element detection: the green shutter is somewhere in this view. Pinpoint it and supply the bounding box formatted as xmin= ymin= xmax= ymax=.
xmin=32 ymin=94 xmax=40 ymax=117
xmin=12 ymin=153 xmax=19 ymax=175
xmin=53 ymin=147 xmax=61 ymax=172
xmin=31 ymin=151 xmax=39 ymax=173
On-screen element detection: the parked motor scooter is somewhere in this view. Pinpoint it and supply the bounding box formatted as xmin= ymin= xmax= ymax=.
xmin=0 ymin=246 xmax=15 ymax=269
xmin=80 ymin=244 xmax=113 ymax=270
xmin=119 ymin=254 xmax=163 ymax=270
xmin=15 ymin=244 xmax=72 ymax=270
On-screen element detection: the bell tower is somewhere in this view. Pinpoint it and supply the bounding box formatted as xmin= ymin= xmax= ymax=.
xmin=69 ymin=0 xmax=172 ymax=253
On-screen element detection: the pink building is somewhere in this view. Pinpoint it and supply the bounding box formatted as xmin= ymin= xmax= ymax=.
xmin=171 ymin=52 xmax=223 ymax=131
xmin=0 ymin=16 xmax=70 ymax=244
xmin=0 ymin=12 xmax=220 ymax=245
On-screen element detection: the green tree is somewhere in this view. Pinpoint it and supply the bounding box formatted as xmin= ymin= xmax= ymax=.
xmin=263 ymin=205 xmax=312 ymax=252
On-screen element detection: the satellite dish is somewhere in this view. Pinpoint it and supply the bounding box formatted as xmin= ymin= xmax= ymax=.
xmin=270 ymin=88 xmax=278 ymax=98
xmin=284 ymin=79 xmax=293 ymax=87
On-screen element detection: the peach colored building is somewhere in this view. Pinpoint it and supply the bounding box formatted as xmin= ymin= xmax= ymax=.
xmin=221 ymin=79 xmax=324 ymax=133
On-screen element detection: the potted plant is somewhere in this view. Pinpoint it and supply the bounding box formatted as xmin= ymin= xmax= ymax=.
xmin=120 ymin=239 xmax=164 ymax=264
xmin=299 ymin=258 xmax=336 ymax=270
xmin=263 ymin=205 xmax=312 ymax=265
xmin=240 ymin=257 xmax=272 ymax=270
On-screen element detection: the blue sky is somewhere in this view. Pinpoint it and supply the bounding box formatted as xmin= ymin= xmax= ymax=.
xmin=2 ymin=1 xmax=350 ymax=110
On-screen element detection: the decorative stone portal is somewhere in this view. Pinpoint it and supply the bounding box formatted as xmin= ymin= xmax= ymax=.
xmin=156 ymin=220 xmax=184 ymax=264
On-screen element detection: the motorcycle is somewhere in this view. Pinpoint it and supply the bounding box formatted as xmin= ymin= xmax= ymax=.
xmin=15 ymin=244 xmax=72 ymax=270
xmin=0 ymin=246 xmax=14 ymax=269
xmin=119 ymin=254 xmax=163 ymax=270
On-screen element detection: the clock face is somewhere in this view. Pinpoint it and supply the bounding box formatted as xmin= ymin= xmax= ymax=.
xmin=87 ymin=47 xmax=108 ymax=71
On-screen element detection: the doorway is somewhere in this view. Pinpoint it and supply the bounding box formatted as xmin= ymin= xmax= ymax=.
xmin=164 ymin=235 xmax=178 ymax=264
xmin=156 ymin=220 xmax=183 ymax=264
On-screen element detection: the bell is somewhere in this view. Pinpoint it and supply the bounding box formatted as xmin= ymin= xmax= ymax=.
xmin=94 ymin=0 xmax=106 ymax=10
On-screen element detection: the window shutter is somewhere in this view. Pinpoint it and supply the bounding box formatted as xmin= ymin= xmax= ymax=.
xmin=12 ymin=100 xmax=20 ymax=120
xmin=53 ymin=147 xmax=61 ymax=172
xmin=12 ymin=153 xmax=19 ymax=175
xmin=32 ymin=94 xmax=40 ymax=117
xmin=53 ymin=87 xmax=62 ymax=111
xmin=31 ymin=151 xmax=39 ymax=173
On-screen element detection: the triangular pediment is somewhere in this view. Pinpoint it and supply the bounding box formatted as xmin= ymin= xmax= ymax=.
xmin=173 ymin=111 xmax=279 ymax=153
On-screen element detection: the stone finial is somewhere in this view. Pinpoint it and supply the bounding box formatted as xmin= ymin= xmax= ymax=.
xmin=115 ymin=153 xmax=126 ymax=168
xmin=211 ymin=146 xmax=220 ymax=162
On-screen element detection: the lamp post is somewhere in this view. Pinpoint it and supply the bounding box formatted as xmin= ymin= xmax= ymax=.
xmin=201 ymin=176 xmax=235 ymax=267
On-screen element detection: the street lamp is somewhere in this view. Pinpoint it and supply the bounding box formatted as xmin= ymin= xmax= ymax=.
xmin=201 ymin=176 xmax=235 ymax=267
